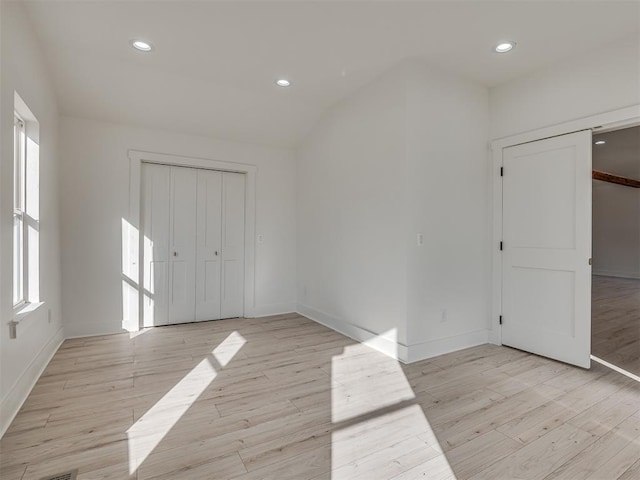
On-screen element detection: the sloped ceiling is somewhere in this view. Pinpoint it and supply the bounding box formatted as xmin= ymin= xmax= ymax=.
xmin=23 ymin=0 xmax=640 ymax=148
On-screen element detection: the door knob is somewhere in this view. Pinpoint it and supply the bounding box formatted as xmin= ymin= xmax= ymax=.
xmin=215 ymin=251 xmax=218 ymax=256
xmin=173 ymin=252 xmax=178 ymax=257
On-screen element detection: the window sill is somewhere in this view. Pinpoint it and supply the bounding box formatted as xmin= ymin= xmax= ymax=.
xmin=13 ymin=301 xmax=45 ymax=323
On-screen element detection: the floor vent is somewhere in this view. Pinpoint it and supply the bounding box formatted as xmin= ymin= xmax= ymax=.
xmin=40 ymin=470 xmax=78 ymax=480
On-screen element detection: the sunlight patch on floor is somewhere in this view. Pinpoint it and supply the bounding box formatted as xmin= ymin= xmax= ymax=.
xmin=214 ymin=330 xmax=246 ymax=366
xmin=129 ymin=328 xmax=150 ymax=339
xmin=331 ymin=404 xmax=452 ymax=479
xmin=331 ymin=330 xmax=414 ymax=423
xmin=127 ymin=331 xmax=246 ymax=474
xmin=330 ymin=331 xmax=455 ymax=479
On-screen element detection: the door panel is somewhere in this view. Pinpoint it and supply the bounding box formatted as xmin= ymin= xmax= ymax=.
xmin=502 ymin=130 xmax=592 ymax=368
xmin=506 ymin=147 xmax=577 ymax=249
xmin=142 ymin=163 xmax=170 ymax=327
xmin=204 ymin=261 xmax=219 ymax=301
xmin=196 ymin=169 xmax=222 ymax=321
xmin=169 ymin=167 xmax=197 ymax=324
xmin=221 ymin=172 xmax=245 ymax=318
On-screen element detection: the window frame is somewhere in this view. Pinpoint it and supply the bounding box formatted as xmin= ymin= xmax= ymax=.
xmin=13 ymin=112 xmax=28 ymax=309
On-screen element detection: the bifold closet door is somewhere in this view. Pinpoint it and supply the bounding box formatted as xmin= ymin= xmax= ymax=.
xmin=142 ymin=165 xmax=245 ymax=326
xmin=221 ymin=172 xmax=245 ymax=318
xmin=168 ymin=167 xmax=197 ymax=324
xmin=142 ymin=163 xmax=170 ymax=326
xmin=196 ymin=169 xmax=223 ymax=321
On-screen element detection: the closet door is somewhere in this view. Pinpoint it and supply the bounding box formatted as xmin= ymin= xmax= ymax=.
xmin=142 ymin=163 xmax=170 ymax=326
xmin=221 ymin=172 xmax=245 ymax=318
xmin=195 ymin=169 xmax=223 ymax=321
xmin=168 ymin=166 xmax=197 ymax=324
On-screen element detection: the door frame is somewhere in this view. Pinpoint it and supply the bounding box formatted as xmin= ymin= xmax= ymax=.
xmin=128 ymin=150 xmax=258 ymax=330
xmin=490 ymin=104 xmax=640 ymax=346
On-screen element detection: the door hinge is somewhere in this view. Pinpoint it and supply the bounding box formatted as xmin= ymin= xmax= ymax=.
xmin=500 ymin=167 xmax=504 ymax=177
xmin=499 ymin=241 xmax=503 ymax=251
xmin=499 ymin=315 xmax=503 ymax=325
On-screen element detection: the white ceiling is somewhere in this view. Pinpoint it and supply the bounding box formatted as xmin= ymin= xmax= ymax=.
xmin=24 ymin=1 xmax=640 ymax=148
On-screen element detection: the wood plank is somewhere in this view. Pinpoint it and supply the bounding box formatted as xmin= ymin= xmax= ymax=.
xmin=593 ymin=169 xmax=640 ymax=188
xmin=325 ymin=436 xmax=440 ymax=480
xmin=619 ymin=458 xmax=640 ymax=480
xmin=445 ymin=430 xmax=521 ymax=479
xmin=545 ymin=415 xmax=640 ymax=479
xmin=468 ymin=424 xmax=597 ymax=480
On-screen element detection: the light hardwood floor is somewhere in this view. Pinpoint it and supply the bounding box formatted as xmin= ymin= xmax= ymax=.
xmin=592 ymin=275 xmax=640 ymax=377
xmin=1 ymin=313 xmax=639 ymax=480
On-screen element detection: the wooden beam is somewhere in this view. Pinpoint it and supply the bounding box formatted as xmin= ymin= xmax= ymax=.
xmin=592 ymin=170 xmax=640 ymax=188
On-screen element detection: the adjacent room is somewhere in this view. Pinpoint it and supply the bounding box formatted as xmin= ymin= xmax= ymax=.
xmin=591 ymin=126 xmax=640 ymax=377
xmin=1 ymin=1 xmax=639 ymax=479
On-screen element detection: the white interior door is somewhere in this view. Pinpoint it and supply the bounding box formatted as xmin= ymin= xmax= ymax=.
xmin=221 ymin=172 xmax=245 ymax=318
xmin=502 ymin=130 xmax=592 ymax=368
xmin=142 ymin=163 xmax=170 ymax=326
xmin=196 ymin=169 xmax=223 ymax=321
xmin=169 ymin=166 xmax=197 ymax=324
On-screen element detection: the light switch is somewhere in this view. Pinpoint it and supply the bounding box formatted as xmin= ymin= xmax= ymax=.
xmin=417 ymin=233 xmax=424 ymax=246
xmin=257 ymin=234 xmax=264 ymax=244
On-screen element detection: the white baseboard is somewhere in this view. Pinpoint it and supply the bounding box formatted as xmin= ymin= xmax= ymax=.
xmin=0 ymin=327 xmax=64 ymax=438
xmin=296 ymin=303 xmax=407 ymax=362
xmin=593 ymin=270 xmax=640 ymax=280
xmin=250 ymin=303 xmax=297 ymax=318
xmin=64 ymin=330 xmax=128 ymax=340
xmin=64 ymin=323 xmax=125 ymax=339
xmin=297 ymin=303 xmax=491 ymax=364
xmin=405 ymin=329 xmax=491 ymax=363
xmin=68 ymin=306 xmax=299 ymax=338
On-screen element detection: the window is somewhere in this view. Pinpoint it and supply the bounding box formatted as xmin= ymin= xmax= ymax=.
xmin=13 ymin=114 xmax=26 ymax=307
xmin=13 ymin=92 xmax=40 ymax=313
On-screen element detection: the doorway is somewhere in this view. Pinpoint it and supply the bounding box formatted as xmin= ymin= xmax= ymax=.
xmin=591 ymin=126 xmax=640 ymax=377
xmin=494 ymin=111 xmax=640 ymax=371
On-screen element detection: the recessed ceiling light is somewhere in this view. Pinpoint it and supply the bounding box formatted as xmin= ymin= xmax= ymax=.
xmin=276 ymin=79 xmax=291 ymax=87
xmin=594 ymin=140 xmax=606 ymax=145
xmin=131 ymin=40 xmax=153 ymax=52
xmin=494 ymin=42 xmax=516 ymax=53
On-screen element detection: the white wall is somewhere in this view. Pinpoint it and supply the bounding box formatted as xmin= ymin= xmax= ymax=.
xmin=0 ymin=2 xmax=63 ymax=436
xmin=297 ymin=61 xmax=491 ymax=361
xmin=592 ymin=128 xmax=640 ymax=279
xmin=296 ymin=66 xmax=409 ymax=353
xmin=490 ymin=36 xmax=640 ymax=140
xmin=60 ymin=116 xmax=296 ymax=337
xmin=405 ymin=63 xmax=491 ymax=361
xmin=593 ymin=181 xmax=640 ymax=278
